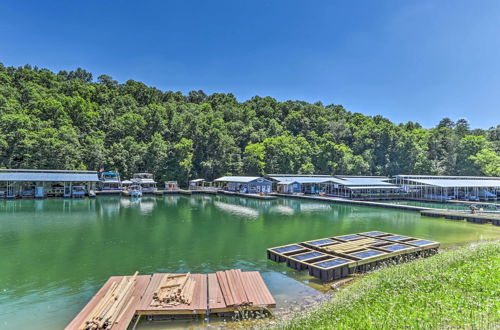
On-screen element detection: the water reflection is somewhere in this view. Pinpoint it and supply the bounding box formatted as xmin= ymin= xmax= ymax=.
xmin=213 ymin=201 xmax=259 ymax=219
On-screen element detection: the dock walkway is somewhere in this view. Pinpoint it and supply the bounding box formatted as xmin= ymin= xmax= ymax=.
xmin=448 ymin=200 xmax=500 ymax=208
xmin=271 ymin=193 xmax=433 ymax=211
xmin=420 ymin=209 xmax=500 ymax=225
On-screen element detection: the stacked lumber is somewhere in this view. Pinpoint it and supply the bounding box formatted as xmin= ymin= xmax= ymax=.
xmin=216 ymin=269 xmax=252 ymax=307
xmin=79 ymin=272 xmax=138 ymax=330
xmin=319 ymin=238 xmax=380 ymax=254
xmin=150 ymin=273 xmax=195 ymax=307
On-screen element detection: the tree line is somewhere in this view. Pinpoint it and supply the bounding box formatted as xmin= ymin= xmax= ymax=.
xmin=0 ymin=64 xmax=499 ymax=185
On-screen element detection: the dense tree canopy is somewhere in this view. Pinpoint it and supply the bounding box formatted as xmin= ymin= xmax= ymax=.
xmin=0 ymin=64 xmax=499 ymax=184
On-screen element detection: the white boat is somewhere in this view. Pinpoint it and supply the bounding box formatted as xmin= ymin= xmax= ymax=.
xmin=131 ymin=173 xmax=157 ymax=192
xmin=99 ymin=172 xmax=123 ymax=191
xmin=129 ymin=184 xmax=143 ymax=198
xmin=71 ymin=185 xmax=86 ymax=198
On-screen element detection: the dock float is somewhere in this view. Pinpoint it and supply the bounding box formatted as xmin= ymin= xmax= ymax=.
xmin=420 ymin=209 xmax=500 ymax=225
xmin=66 ymin=269 xmax=275 ymax=330
xmin=267 ymin=232 xmax=439 ymax=282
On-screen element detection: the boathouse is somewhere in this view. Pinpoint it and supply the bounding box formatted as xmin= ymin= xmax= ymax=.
xmin=326 ymin=176 xmax=401 ymax=200
xmin=394 ymin=175 xmax=500 ymax=202
xmin=267 ymin=174 xmax=400 ymax=198
xmin=189 ymin=178 xmax=206 ymax=190
xmin=267 ymin=174 xmax=337 ymax=194
xmin=214 ymin=176 xmax=272 ymax=194
xmin=0 ymin=169 xmax=99 ymax=198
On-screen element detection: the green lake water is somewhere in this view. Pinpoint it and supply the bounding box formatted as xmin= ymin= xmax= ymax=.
xmin=1 ymin=195 xmax=499 ymax=329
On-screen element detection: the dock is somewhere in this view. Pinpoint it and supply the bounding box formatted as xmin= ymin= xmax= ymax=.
xmin=420 ymin=209 xmax=500 ymax=225
xmin=270 ymin=193 xmax=433 ymax=211
xmin=65 ymin=273 xmax=151 ymax=330
xmin=66 ymin=270 xmax=275 ymax=330
xmin=267 ymin=231 xmax=439 ymax=282
xmin=447 ymin=200 xmax=500 ymax=209
xmin=95 ymin=190 xmax=123 ymax=195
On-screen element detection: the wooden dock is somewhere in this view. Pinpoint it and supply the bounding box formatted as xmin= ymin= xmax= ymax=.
xmin=66 ymin=270 xmax=275 ymax=329
xmin=65 ymin=274 xmax=151 ymax=330
xmin=420 ymin=209 xmax=500 ymax=225
xmin=268 ymin=231 xmax=439 ymax=282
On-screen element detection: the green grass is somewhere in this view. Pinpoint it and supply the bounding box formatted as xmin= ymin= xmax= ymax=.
xmin=277 ymin=242 xmax=500 ymax=329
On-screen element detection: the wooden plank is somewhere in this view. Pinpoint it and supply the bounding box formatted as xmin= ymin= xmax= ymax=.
xmin=241 ymin=271 xmax=276 ymax=307
xmin=207 ymin=273 xmax=226 ymax=310
xmin=65 ymin=275 xmax=150 ymax=330
xmin=136 ymin=273 xmax=207 ymax=315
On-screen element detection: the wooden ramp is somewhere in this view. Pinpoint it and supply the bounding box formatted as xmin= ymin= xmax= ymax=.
xmin=65 ymin=274 xmax=151 ymax=330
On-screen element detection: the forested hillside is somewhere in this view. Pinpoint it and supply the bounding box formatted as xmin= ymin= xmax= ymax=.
xmin=0 ymin=64 xmax=499 ymax=184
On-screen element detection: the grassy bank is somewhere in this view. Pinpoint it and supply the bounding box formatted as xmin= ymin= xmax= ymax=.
xmin=277 ymin=241 xmax=500 ymax=329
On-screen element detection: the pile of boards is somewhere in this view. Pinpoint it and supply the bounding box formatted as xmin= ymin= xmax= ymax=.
xmin=216 ymin=269 xmax=252 ymax=307
xmin=80 ymin=272 xmax=138 ymax=330
xmin=150 ymin=273 xmax=195 ymax=307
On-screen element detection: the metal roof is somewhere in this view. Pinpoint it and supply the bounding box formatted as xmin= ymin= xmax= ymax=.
xmin=214 ymin=176 xmax=271 ymax=183
xmin=268 ymin=176 xmax=342 ymax=184
xmin=0 ymin=171 xmax=99 ymax=182
xmin=395 ymin=175 xmax=500 ymax=180
xmin=132 ymin=178 xmax=156 ymax=184
xmin=339 ymin=177 xmax=396 ymax=187
xmin=268 ymin=175 xmax=397 ymax=187
xmin=267 ymin=174 xmax=333 ymax=178
xmin=347 ymin=185 xmax=400 ymax=190
xmin=276 ymin=180 xmax=301 ymax=185
xmin=189 ymin=178 xmax=205 ymax=182
xmin=407 ymin=178 xmax=500 ymax=188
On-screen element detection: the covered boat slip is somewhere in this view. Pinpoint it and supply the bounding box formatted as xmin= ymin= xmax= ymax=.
xmin=267 ymin=174 xmax=401 ymax=200
xmin=395 ymin=175 xmax=500 ymax=202
xmin=0 ymin=169 xmax=99 ymax=199
xmin=268 ymin=231 xmax=439 ymax=282
xmin=66 ymin=270 xmax=275 ymax=330
xmin=214 ymin=176 xmax=273 ymax=194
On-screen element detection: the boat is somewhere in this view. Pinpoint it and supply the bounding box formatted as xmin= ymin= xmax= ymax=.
xmin=99 ymin=171 xmax=123 ymax=191
xmin=71 ymin=185 xmax=86 ymax=198
xmin=131 ymin=173 xmax=157 ymax=192
xmin=129 ymin=184 xmax=143 ymax=198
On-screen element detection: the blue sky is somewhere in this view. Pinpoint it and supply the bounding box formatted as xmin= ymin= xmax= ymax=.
xmin=1 ymin=0 xmax=499 ymax=128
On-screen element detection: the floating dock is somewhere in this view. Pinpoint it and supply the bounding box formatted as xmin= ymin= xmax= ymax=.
xmin=420 ymin=209 xmax=500 ymax=225
xmin=267 ymin=232 xmax=439 ymax=282
xmin=66 ymin=270 xmax=275 ymax=330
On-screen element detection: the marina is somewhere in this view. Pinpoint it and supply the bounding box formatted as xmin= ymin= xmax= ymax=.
xmin=66 ymin=270 xmax=275 ymax=329
xmin=1 ymin=192 xmax=499 ymax=329
xmin=268 ymin=231 xmax=440 ymax=282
